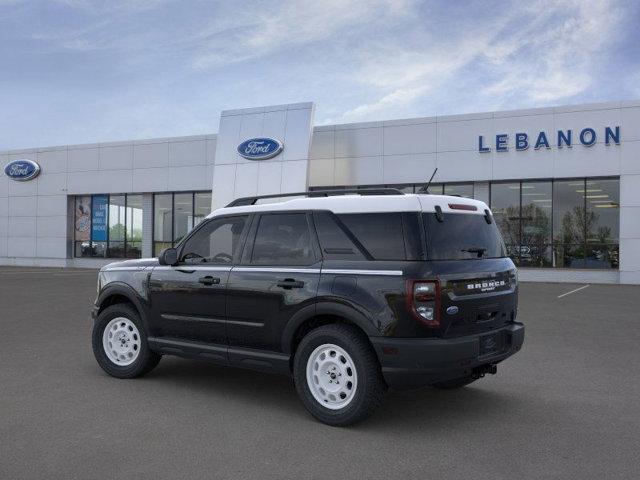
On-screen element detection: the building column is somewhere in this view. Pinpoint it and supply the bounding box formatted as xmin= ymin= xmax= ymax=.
xmin=211 ymin=102 xmax=315 ymax=210
xmin=142 ymin=193 xmax=153 ymax=258
xmin=619 ymin=174 xmax=640 ymax=284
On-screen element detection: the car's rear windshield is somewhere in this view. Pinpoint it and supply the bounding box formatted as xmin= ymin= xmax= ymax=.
xmin=423 ymin=212 xmax=506 ymax=260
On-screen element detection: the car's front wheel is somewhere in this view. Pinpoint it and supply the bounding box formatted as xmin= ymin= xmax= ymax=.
xmin=293 ymin=324 xmax=387 ymax=426
xmin=92 ymin=303 xmax=161 ymax=378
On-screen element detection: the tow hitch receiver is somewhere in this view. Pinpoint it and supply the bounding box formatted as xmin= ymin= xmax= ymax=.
xmin=473 ymin=364 xmax=497 ymax=379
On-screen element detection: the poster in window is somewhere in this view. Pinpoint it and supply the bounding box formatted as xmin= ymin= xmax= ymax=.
xmin=75 ymin=196 xmax=91 ymax=241
xmin=92 ymin=195 xmax=108 ymax=242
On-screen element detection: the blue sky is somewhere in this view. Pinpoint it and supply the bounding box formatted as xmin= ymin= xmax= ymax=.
xmin=1 ymin=0 xmax=639 ymax=150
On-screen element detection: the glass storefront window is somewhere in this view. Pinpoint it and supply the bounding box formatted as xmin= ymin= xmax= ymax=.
xmin=153 ymin=194 xmax=173 ymax=256
xmin=520 ymin=181 xmax=552 ymax=267
xmin=126 ymin=195 xmax=143 ymax=259
xmin=173 ymin=193 xmax=193 ymax=244
xmin=73 ymin=193 xmax=144 ymax=259
xmin=444 ymin=183 xmax=474 ymax=198
xmin=486 ymin=177 xmax=620 ymax=270
xmin=553 ymin=180 xmax=586 ymax=246
xmin=585 ymin=179 xmax=619 ymax=269
xmin=153 ymin=191 xmax=212 ymax=256
xmin=107 ymin=195 xmax=125 ymax=257
xmin=490 ymin=182 xmax=521 ymax=264
xmin=416 ymin=183 xmax=442 ymax=194
xmin=553 ymin=180 xmax=586 ymax=267
xmin=74 ymin=196 xmax=92 ymax=257
xmin=194 ymin=192 xmax=212 ymax=228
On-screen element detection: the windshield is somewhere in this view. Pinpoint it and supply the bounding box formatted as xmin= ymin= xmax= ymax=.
xmin=423 ymin=212 xmax=507 ymax=260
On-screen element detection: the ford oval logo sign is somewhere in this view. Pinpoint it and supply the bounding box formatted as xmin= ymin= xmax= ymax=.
xmin=4 ymin=159 xmax=41 ymax=181
xmin=237 ymin=137 xmax=283 ymax=160
xmin=446 ymin=306 xmax=459 ymax=315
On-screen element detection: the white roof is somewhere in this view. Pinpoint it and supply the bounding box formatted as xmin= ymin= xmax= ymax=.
xmin=208 ymin=194 xmax=490 ymax=218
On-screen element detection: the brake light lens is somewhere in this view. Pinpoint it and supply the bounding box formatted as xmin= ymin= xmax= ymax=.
xmin=448 ymin=203 xmax=477 ymax=211
xmin=407 ymin=280 xmax=440 ymax=327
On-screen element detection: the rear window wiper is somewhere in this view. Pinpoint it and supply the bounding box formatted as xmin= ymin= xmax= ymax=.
xmin=461 ymin=247 xmax=487 ymax=258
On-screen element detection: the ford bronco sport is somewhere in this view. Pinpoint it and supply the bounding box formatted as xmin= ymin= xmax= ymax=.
xmin=92 ymin=189 xmax=524 ymax=426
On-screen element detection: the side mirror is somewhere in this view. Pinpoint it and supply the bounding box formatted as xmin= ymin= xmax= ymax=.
xmin=158 ymin=247 xmax=178 ymax=266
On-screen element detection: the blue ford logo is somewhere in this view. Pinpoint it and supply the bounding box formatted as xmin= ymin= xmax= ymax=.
xmin=237 ymin=137 xmax=283 ymax=160
xmin=446 ymin=306 xmax=459 ymax=315
xmin=4 ymin=159 xmax=41 ymax=181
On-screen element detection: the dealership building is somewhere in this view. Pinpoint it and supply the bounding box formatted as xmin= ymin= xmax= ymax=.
xmin=1 ymin=100 xmax=639 ymax=284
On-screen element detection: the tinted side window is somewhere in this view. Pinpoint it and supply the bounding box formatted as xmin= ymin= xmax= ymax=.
xmin=313 ymin=211 xmax=366 ymax=261
xmin=251 ymin=213 xmax=315 ymax=266
xmin=337 ymin=213 xmax=407 ymax=260
xmin=180 ymin=216 xmax=248 ymax=264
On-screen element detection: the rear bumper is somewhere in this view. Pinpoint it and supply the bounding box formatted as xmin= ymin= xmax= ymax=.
xmin=370 ymin=323 xmax=525 ymax=390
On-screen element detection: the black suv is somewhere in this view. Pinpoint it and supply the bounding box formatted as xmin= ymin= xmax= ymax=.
xmin=91 ymin=189 xmax=524 ymax=426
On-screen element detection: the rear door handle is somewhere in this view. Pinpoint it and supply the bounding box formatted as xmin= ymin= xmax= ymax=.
xmin=198 ymin=276 xmax=220 ymax=286
xmin=277 ymin=278 xmax=304 ymax=289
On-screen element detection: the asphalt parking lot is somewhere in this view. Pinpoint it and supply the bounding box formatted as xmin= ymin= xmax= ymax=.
xmin=1 ymin=267 xmax=639 ymax=480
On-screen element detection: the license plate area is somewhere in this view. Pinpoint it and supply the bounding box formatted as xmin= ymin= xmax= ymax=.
xmin=479 ymin=332 xmax=505 ymax=357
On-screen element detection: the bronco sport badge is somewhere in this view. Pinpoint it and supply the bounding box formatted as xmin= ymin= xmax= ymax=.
xmin=466 ymin=280 xmax=506 ymax=292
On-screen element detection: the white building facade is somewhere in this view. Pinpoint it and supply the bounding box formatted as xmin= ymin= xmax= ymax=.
xmin=1 ymin=100 xmax=639 ymax=284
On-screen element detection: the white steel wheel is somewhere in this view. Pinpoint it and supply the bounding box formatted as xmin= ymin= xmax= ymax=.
xmin=102 ymin=317 xmax=141 ymax=366
xmin=306 ymin=343 xmax=358 ymax=410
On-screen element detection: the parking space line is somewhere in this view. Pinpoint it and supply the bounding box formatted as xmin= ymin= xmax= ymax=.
xmin=557 ymin=284 xmax=590 ymax=298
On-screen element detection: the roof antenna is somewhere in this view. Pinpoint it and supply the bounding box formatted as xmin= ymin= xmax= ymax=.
xmin=419 ymin=168 xmax=438 ymax=194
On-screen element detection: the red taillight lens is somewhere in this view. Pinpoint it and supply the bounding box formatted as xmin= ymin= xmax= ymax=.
xmin=407 ymin=280 xmax=440 ymax=327
xmin=448 ymin=203 xmax=477 ymax=211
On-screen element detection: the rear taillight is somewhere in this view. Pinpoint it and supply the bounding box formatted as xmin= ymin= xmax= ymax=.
xmin=407 ymin=280 xmax=440 ymax=327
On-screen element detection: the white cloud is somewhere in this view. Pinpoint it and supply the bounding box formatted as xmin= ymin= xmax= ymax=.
xmin=334 ymin=0 xmax=625 ymax=122
xmin=340 ymin=85 xmax=429 ymax=121
xmin=482 ymin=0 xmax=621 ymax=105
xmin=0 ymin=0 xmax=634 ymax=149
xmin=191 ymin=0 xmax=415 ymax=69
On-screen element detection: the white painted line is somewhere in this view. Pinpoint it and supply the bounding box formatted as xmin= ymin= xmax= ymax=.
xmin=557 ymin=284 xmax=590 ymax=298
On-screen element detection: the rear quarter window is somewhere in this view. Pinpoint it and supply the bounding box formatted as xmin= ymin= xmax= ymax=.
xmin=334 ymin=213 xmax=420 ymax=261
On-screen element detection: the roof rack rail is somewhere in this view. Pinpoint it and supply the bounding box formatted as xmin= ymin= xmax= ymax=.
xmin=225 ymin=188 xmax=405 ymax=208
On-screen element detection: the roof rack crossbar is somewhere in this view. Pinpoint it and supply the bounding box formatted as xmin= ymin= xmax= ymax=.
xmin=225 ymin=188 xmax=405 ymax=208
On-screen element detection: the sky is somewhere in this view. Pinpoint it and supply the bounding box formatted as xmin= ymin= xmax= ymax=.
xmin=1 ymin=0 xmax=639 ymax=150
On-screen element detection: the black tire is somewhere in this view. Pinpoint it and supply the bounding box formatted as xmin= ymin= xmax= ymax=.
xmin=92 ymin=303 xmax=161 ymax=379
xmin=293 ymin=324 xmax=387 ymax=427
xmin=432 ymin=375 xmax=477 ymax=390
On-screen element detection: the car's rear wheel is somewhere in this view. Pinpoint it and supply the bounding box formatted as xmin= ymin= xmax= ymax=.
xmin=293 ymin=324 xmax=386 ymax=426
xmin=92 ymin=303 xmax=161 ymax=378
